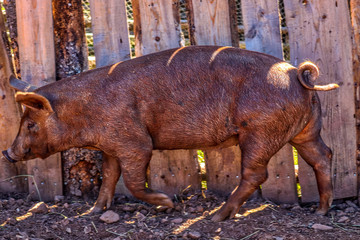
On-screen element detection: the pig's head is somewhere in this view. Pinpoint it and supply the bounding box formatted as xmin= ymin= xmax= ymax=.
xmin=3 ymin=92 xmax=56 ymax=162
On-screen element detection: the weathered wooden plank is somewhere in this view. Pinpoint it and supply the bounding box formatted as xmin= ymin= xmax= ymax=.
xmin=135 ymin=0 xmax=182 ymax=56
xmin=89 ymin=0 xmax=131 ymax=67
xmin=16 ymin=0 xmax=62 ymax=201
xmin=204 ymin=146 xmax=241 ymax=195
xmin=241 ymin=0 xmax=283 ymax=58
xmin=350 ymin=0 xmax=360 ymax=203
xmin=149 ymin=150 xmax=201 ymax=196
xmin=187 ymin=0 xmax=232 ymax=46
xmin=242 ymin=0 xmax=297 ymax=204
xmin=0 ymin=10 xmax=22 ymax=193
xmin=284 ymin=0 xmax=357 ymax=201
xmin=133 ymin=0 xmax=200 ymax=195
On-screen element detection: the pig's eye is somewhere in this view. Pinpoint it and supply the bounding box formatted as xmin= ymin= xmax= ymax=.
xmin=27 ymin=122 xmax=35 ymax=130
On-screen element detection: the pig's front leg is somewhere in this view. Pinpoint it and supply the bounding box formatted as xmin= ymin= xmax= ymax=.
xmin=91 ymin=153 xmax=121 ymax=213
xmin=121 ymin=149 xmax=174 ymax=208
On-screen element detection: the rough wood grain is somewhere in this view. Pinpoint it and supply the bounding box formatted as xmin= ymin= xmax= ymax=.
xmin=89 ymin=0 xmax=131 ymax=67
xmin=16 ymin=0 xmax=62 ymax=201
xmin=242 ymin=0 xmax=297 ymax=204
xmin=0 ymin=10 xmax=22 ymax=193
xmin=188 ymin=0 xmax=232 ymax=46
xmin=204 ymin=146 xmax=241 ymax=195
xmin=135 ymin=0 xmax=182 ymax=56
xmin=284 ymin=0 xmax=357 ymax=202
xmin=149 ymin=150 xmax=201 ymax=196
xmin=241 ymin=0 xmax=283 ymax=58
xmin=350 ymin=0 xmax=360 ymax=203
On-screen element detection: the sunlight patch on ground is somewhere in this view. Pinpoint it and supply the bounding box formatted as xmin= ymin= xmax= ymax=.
xmin=172 ymin=203 xmax=224 ymax=235
xmin=235 ymin=203 xmax=271 ymax=219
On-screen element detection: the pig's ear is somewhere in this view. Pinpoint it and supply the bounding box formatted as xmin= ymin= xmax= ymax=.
xmin=15 ymin=92 xmax=54 ymax=113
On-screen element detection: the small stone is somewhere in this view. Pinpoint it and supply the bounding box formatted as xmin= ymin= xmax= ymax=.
xmin=66 ymin=227 xmax=71 ymax=234
xmin=338 ymin=216 xmax=349 ymax=223
xmin=16 ymin=199 xmax=25 ymax=205
xmin=140 ymin=209 xmax=148 ymax=215
xmin=274 ymin=237 xmax=284 ymax=240
xmin=28 ymin=202 xmax=49 ymax=214
xmin=196 ymin=206 xmax=204 ymax=212
xmin=134 ymin=212 xmax=146 ymax=221
xmin=311 ymin=223 xmax=333 ymax=230
xmin=346 ymin=200 xmax=358 ymax=209
xmin=100 ymin=210 xmax=120 ymax=223
xmin=84 ymin=226 xmax=91 ymax=234
xmin=161 ymin=218 xmax=168 ymax=224
xmin=63 ymin=203 xmax=70 ymax=209
xmin=188 ymin=231 xmax=201 ymax=239
xmin=8 ymin=198 xmax=16 ymax=205
xmin=215 ymin=228 xmax=221 ymax=233
xmin=280 ymin=204 xmax=291 ymax=209
xmin=175 ymin=205 xmax=182 ymax=212
xmin=54 ymin=195 xmax=65 ymax=203
xmin=122 ymin=205 xmax=136 ymax=212
xmin=345 ymin=207 xmax=355 ymax=213
xmin=188 ymin=207 xmax=196 ymax=213
xmin=171 ymin=218 xmax=183 ymax=224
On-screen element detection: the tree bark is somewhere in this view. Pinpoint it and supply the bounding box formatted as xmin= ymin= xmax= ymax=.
xmin=52 ymin=0 xmax=102 ymax=199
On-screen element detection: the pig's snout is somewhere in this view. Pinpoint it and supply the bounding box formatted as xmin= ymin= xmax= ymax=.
xmin=2 ymin=149 xmax=18 ymax=163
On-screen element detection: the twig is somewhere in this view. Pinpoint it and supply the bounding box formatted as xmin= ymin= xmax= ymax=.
xmin=2 ymin=175 xmax=42 ymax=201
xmin=240 ymin=230 xmax=260 ymax=240
xmin=91 ymin=221 xmax=98 ymax=233
xmin=105 ymin=229 xmax=127 ymax=237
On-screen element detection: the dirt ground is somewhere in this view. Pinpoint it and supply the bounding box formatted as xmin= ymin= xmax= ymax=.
xmin=1 ymin=190 xmax=360 ymax=240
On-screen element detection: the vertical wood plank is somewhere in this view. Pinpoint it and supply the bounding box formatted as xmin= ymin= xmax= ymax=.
xmin=204 ymin=147 xmax=241 ymax=195
xmin=188 ymin=0 xmax=232 ymax=46
xmin=0 ymin=11 xmax=22 ymax=193
xmin=133 ymin=0 xmax=200 ymax=195
xmin=16 ymin=0 xmax=62 ymax=201
xmin=149 ymin=150 xmax=201 ymax=196
xmin=242 ymin=0 xmax=297 ymax=204
xmin=89 ymin=0 xmax=131 ymax=67
xmin=135 ymin=0 xmax=182 ymax=56
xmin=350 ymin=0 xmax=360 ymax=202
xmin=284 ymin=0 xmax=357 ymax=202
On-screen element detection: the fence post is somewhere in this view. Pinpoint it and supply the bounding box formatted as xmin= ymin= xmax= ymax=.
xmin=0 ymin=10 xmax=22 ymax=193
xmin=350 ymin=0 xmax=360 ymax=203
xmin=284 ymin=0 xmax=357 ymax=202
xmin=241 ymin=0 xmax=297 ymax=204
xmin=16 ymin=0 xmax=62 ymax=201
xmin=133 ymin=0 xmax=201 ymax=196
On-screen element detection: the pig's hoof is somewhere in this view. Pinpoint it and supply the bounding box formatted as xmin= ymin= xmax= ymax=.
xmin=315 ymin=208 xmax=328 ymax=216
xmin=152 ymin=193 xmax=174 ymax=208
xmin=211 ymin=204 xmax=239 ymax=222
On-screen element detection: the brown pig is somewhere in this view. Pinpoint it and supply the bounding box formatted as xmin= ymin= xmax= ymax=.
xmin=2 ymin=46 xmax=338 ymax=221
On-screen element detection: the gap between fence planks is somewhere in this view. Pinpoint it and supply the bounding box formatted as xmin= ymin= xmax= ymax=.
xmin=16 ymin=0 xmax=62 ymax=201
xmin=241 ymin=0 xmax=297 ymax=204
xmin=89 ymin=0 xmax=131 ymax=67
xmin=284 ymin=0 xmax=357 ymax=202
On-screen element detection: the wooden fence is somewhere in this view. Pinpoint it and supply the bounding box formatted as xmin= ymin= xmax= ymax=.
xmin=0 ymin=0 xmax=358 ymax=206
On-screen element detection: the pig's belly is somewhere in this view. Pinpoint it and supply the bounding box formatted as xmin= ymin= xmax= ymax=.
xmin=152 ymin=133 xmax=239 ymax=150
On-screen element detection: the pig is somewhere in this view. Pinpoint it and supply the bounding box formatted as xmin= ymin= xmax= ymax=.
xmin=2 ymin=46 xmax=338 ymax=221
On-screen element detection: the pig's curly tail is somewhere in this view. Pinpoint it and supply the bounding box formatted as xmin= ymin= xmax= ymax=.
xmin=297 ymin=61 xmax=339 ymax=91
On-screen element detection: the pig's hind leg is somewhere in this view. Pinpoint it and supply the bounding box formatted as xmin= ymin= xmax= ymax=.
xmin=290 ymin=129 xmax=333 ymax=215
xmin=91 ymin=153 xmax=121 ymax=213
xmin=211 ymin=138 xmax=273 ymax=222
